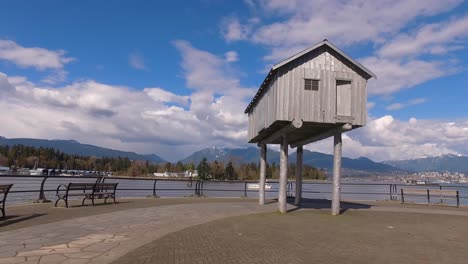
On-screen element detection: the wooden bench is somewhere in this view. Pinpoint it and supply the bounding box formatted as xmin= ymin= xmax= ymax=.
xmin=55 ymin=182 xmax=118 ymax=208
xmin=401 ymin=188 xmax=459 ymax=207
xmin=0 ymin=184 xmax=13 ymax=218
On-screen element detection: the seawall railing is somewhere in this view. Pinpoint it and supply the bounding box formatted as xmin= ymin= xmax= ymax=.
xmin=1 ymin=174 xmax=467 ymax=206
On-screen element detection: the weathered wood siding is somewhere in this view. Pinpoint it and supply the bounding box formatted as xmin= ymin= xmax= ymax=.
xmin=248 ymin=76 xmax=278 ymax=140
xmin=248 ymin=46 xmax=367 ymax=141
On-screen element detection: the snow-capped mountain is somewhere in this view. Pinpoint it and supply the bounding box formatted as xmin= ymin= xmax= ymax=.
xmin=384 ymin=154 xmax=468 ymax=173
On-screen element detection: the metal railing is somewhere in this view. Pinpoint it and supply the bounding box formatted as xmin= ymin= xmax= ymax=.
xmin=1 ymin=174 xmax=467 ymax=206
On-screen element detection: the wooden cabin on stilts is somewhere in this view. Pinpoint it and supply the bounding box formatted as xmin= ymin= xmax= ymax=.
xmin=245 ymin=39 xmax=376 ymax=215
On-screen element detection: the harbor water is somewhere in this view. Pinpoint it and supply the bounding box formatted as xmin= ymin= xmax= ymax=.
xmin=1 ymin=176 xmax=467 ymax=206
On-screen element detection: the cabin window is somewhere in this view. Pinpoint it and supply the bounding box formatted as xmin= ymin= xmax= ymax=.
xmin=304 ymin=79 xmax=319 ymax=91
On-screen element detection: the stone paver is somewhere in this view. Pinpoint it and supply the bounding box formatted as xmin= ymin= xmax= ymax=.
xmin=1 ymin=198 xmax=261 ymax=232
xmin=0 ymin=202 xmax=279 ymax=264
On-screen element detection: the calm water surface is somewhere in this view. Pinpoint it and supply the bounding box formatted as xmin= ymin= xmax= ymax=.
xmin=1 ymin=176 xmax=467 ymax=206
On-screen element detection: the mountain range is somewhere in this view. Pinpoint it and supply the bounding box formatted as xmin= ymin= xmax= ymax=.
xmin=383 ymin=154 xmax=468 ymax=174
xmin=179 ymin=147 xmax=405 ymax=176
xmin=0 ymin=136 xmax=166 ymax=163
xmin=1 ymin=136 xmax=466 ymax=175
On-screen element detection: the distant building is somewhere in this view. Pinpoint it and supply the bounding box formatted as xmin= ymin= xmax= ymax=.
xmin=0 ymin=166 xmax=10 ymax=174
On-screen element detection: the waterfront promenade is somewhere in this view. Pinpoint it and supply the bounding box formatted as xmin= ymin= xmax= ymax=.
xmin=1 ymin=198 xmax=468 ymax=263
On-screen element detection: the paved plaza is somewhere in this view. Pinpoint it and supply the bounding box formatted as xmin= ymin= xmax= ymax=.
xmin=1 ymin=198 xmax=468 ymax=263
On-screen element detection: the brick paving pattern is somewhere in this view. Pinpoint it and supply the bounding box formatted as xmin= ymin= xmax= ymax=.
xmin=115 ymin=206 xmax=468 ymax=264
xmin=2 ymin=198 xmax=468 ymax=264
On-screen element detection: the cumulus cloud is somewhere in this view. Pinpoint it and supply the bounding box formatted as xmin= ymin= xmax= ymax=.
xmin=220 ymin=17 xmax=248 ymax=42
xmin=305 ymin=115 xmax=468 ymax=161
xmin=4 ymin=66 xmax=466 ymax=162
xmin=129 ymin=52 xmax=147 ymax=70
xmin=144 ymin=87 xmax=189 ymax=106
xmin=220 ymin=17 xmax=259 ymax=42
xmin=0 ymin=39 xmax=74 ymax=70
xmin=0 ymin=41 xmax=256 ymax=161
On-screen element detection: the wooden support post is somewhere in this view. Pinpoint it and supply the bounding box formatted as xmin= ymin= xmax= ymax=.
xmin=259 ymin=144 xmax=267 ymax=205
xmin=331 ymin=133 xmax=342 ymax=215
xmin=278 ymin=136 xmax=289 ymax=213
xmin=294 ymin=145 xmax=303 ymax=206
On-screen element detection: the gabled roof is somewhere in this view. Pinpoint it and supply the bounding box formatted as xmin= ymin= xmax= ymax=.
xmin=244 ymin=39 xmax=377 ymax=114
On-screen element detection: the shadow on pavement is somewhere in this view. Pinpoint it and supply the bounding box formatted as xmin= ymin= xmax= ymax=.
xmin=0 ymin=213 xmax=46 ymax=228
xmin=288 ymin=198 xmax=372 ymax=213
xmin=56 ymin=201 xmax=130 ymax=208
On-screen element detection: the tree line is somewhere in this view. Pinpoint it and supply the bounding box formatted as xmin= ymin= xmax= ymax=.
xmin=0 ymin=144 xmax=327 ymax=180
xmin=195 ymin=157 xmax=327 ymax=180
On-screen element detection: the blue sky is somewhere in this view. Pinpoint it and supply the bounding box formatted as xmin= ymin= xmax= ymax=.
xmin=0 ymin=0 xmax=467 ymax=161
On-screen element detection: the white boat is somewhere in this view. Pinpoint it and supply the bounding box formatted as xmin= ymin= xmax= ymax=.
xmin=247 ymin=183 xmax=272 ymax=190
xmin=29 ymin=168 xmax=47 ymax=175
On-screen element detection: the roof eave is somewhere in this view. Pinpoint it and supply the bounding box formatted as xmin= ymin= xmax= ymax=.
xmin=244 ymin=68 xmax=275 ymax=114
xmin=273 ymin=40 xmax=376 ymax=80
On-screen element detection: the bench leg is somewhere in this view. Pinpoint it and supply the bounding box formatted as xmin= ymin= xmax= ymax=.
xmin=65 ymin=197 xmax=69 ymax=208
xmin=0 ymin=206 xmax=4 ymax=218
xmin=54 ymin=198 xmax=62 ymax=207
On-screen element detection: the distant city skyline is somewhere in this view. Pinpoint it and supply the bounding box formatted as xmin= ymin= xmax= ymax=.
xmin=0 ymin=0 xmax=467 ymax=161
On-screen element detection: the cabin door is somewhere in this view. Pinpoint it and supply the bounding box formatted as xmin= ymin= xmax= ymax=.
xmin=336 ymin=80 xmax=352 ymax=117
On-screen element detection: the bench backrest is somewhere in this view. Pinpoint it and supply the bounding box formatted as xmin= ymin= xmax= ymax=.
xmin=0 ymin=184 xmax=13 ymax=194
xmin=67 ymin=183 xmax=96 ymax=191
xmin=95 ymin=183 xmax=118 ymax=190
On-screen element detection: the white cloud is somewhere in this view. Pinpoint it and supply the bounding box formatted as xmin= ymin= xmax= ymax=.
xmin=144 ymin=87 xmax=189 ymax=106
xmin=220 ymin=17 xmax=255 ymax=42
xmin=129 ymin=52 xmax=147 ymax=70
xmin=378 ymin=15 xmax=468 ymax=58
xmin=0 ymin=41 xmax=257 ymax=161
xmin=305 ymin=115 xmax=468 ymax=161
xmin=41 ymin=69 xmax=68 ymax=85
xmin=225 ymin=51 xmax=239 ymax=62
xmin=0 ymin=39 xmax=74 ymax=70
xmin=229 ymin=0 xmax=463 ymax=62
xmin=362 ymin=57 xmax=451 ymax=95
xmin=2 ymin=67 xmax=468 ymax=161
xmin=220 ymin=0 xmax=465 ymax=96
xmin=386 ymin=98 xmax=427 ymax=110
